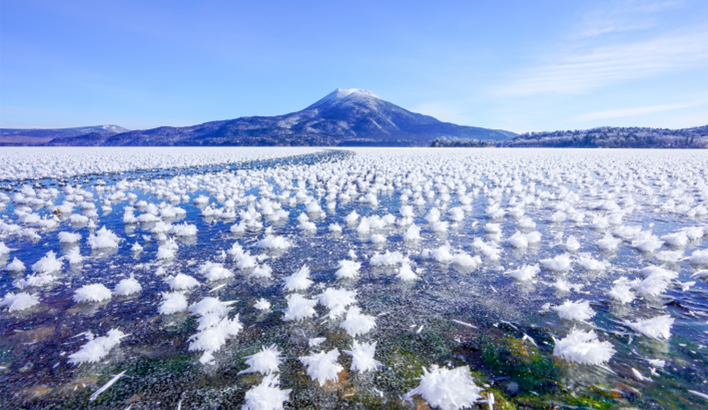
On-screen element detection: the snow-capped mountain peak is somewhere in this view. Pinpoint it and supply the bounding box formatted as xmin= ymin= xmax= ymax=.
xmin=333 ymin=88 xmax=379 ymax=99
xmin=305 ymin=88 xmax=381 ymax=111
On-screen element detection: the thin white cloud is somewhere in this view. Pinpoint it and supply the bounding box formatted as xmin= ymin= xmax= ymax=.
xmin=575 ymin=0 xmax=682 ymax=38
xmin=578 ymin=21 xmax=648 ymax=38
xmin=496 ymin=27 xmax=708 ymax=97
xmin=630 ymin=0 xmax=685 ymax=13
xmin=571 ymin=103 xmax=690 ymax=121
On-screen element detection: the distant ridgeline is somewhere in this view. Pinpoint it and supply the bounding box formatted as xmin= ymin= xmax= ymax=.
xmin=0 ymin=125 xmax=128 ymax=146
xmin=431 ymin=125 xmax=708 ymax=148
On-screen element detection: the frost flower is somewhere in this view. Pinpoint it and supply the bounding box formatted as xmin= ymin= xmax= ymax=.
xmin=406 ymin=365 xmax=482 ymax=410
xmin=553 ymin=329 xmax=615 ymax=365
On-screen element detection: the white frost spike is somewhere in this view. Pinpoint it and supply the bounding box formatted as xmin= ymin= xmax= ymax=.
xmin=131 ymin=242 xmax=143 ymax=253
xmin=660 ymin=231 xmax=688 ymax=248
xmin=632 ymin=268 xmax=672 ymax=297
xmin=6 ymin=257 xmax=26 ymax=272
xmin=256 ymin=234 xmax=291 ymax=250
xmin=0 ymin=292 xmax=40 ymax=311
xmin=553 ymin=279 xmax=582 ymax=293
xmin=335 ymin=259 xmax=361 ymax=279
xmin=171 ymin=222 xmax=197 ymax=237
xmin=405 ymin=365 xmax=482 ymax=410
xmin=647 ymin=358 xmax=665 ymax=368
xmin=517 ymin=217 xmax=536 ymax=230
xmin=73 ymin=284 xmax=112 ymax=303
xmin=188 ymin=315 xmax=243 ymax=353
xmin=318 ymin=288 xmax=357 ymax=318
xmin=283 ymin=265 xmax=313 ymax=292
xmin=507 ymin=231 xmax=528 ymax=249
xmin=198 ymin=262 xmax=234 ymax=282
xmin=88 ymin=226 xmax=120 ymax=249
xmin=32 ymin=251 xmax=63 ymax=274
xmin=282 ymin=294 xmax=317 ymax=321
xmin=228 ymin=242 xmax=245 ymax=259
xmin=165 ymin=273 xmax=200 ymax=291
xmin=344 ymin=210 xmax=359 ymax=224
xmin=188 ymin=297 xmax=234 ymax=317
xmin=242 ymin=373 xmax=291 ymax=410
xmin=254 ymin=298 xmax=271 ymax=311
xmin=370 ymin=250 xmax=405 ymax=266
xmin=690 ymin=249 xmax=708 ymax=265
xmin=504 ymin=264 xmax=539 ymax=281
xmin=158 ymin=292 xmax=188 ymax=315
xmin=640 ymin=265 xmax=678 ymax=280
xmin=575 ymin=253 xmax=608 ymax=272
xmin=237 ymin=252 xmax=258 ymax=270
xmin=451 ymin=253 xmax=481 ymax=270
xmin=655 ymin=250 xmax=683 ymax=262
xmin=14 ymin=273 xmax=56 ymax=289
xmin=0 ymin=242 xmax=12 ymax=255
xmin=250 ymin=264 xmax=273 ymax=279
xmin=472 ymin=238 xmax=501 ymax=261
xmin=552 ymin=329 xmax=615 ymax=365
xmin=196 ymin=313 xmax=223 ymax=331
xmin=65 ymin=247 xmax=83 ymax=264
xmin=309 ymin=337 xmax=326 ymax=348
xmin=156 ymin=239 xmax=178 ymax=260
xmin=114 ymin=276 xmax=142 ymax=296
xmin=525 ymin=231 xmax=542 ymax=245
xmin=68 ymin=329 xmax=125 ymax=365
xmin=397 ymin=262 xmax=419 ymax=281
xmin=540 ymin=253 xmax=573 ymax=272
xmin=299 ymin=349 xmax=343 ymax=387
xmin=692 ymin=270 xmax=708 ymax=280
xmin=239 ymin=344 xmax=284 ymax=375
xmin=597 ymin=234 xmax=621 ymax=252
xmin=370 ymin=233 xmax=386 ymax=244
xmin=624 ymin=315 xmax=674 ymax=340
xmin=343 ymin=341 xmax=381 ymax=373
xmin=565 ymin=235 xmax=580 ymax=252
xmin=632 ymin=368 xmax=650 ymax=381
xmin=631 ymin=234 xmax=663 ymax=253
xmin=403 ymin=224 xmax=421 ymax=241
xmin=58 ymin=231 xmax=81 ymax=244
xmin=608 ymin=278 xmax=635 ymax=304
xmin=551 ymin=300 xmax=595 ymax=322
xmin=340 ymin=306 xmax=376 ymax=337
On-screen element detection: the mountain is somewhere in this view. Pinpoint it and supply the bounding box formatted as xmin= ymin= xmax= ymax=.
xmin=500 ymin=125 xmax=708 ymax=148
xmin=43 ymin=89 xmax=516 ymax=147
xmin=0 ymin=125 xmax=128 ymax=146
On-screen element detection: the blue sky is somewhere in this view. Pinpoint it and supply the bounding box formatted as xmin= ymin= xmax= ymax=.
xmin=1 ymin=0 xmax=707 ymax=133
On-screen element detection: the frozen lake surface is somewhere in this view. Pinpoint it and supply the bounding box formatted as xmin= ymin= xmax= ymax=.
xmin=1 ymin=147 xmax=707 ymax=409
